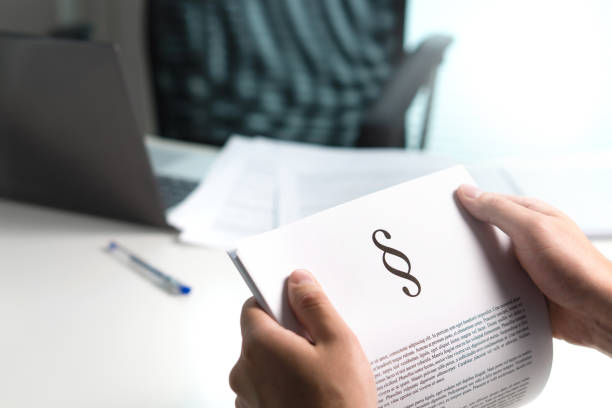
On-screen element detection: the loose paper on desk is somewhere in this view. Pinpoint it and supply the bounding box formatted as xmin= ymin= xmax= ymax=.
xmin=168 ymin=137 xmax=279 ymax=247
xmin=169 ymin=135 xmax=457 ymax=248
xmin=230 ymin=166 xmax=552 ymax=408
xmin=277 ymin=150 xmax=457 ymax=224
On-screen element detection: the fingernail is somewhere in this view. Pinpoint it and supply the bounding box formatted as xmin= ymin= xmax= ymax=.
xmin=461 ymin=184 xmax=482 ymax=199
xmin=290 ymin=269 xmax=315 ymax=285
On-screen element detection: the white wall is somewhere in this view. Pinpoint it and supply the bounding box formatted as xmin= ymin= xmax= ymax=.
xmin=408 ymin=0 xmax=612 ymax=161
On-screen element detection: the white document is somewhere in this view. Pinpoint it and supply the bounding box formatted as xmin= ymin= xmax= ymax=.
xmin=277 ymin=152 xmax=521 ymax=225
xmin=278 ymin=152 xmax=458 ymax=224
xmin=170 ymin=135 xmax=458 ymax=248
xmin=230 ymin=166 xmax=552 ymax=408
xmin=168 ymin=137 xmax=279 ymax=248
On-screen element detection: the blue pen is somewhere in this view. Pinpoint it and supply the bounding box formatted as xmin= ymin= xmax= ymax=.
xmin=106 ymin=241 xmax=191 ymax=295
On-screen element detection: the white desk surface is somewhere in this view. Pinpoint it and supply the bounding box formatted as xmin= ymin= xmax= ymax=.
xmin=1 ymin=190 xmax=610 ymax=407
xmin=0 ymin=199 xmax=249 ymax=407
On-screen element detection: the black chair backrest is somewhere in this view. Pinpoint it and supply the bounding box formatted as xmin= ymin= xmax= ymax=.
xmin=147 ymin=0 xmax=406 ymax=147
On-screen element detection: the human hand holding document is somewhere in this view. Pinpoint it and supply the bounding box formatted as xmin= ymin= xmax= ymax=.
xmin=229 ymin=166 xmax=552 ymax=408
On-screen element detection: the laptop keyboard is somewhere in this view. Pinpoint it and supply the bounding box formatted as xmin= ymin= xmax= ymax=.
xmin=155 ymin=175 xmax=199 ymax=210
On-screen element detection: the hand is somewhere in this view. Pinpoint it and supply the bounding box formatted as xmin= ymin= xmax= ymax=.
xmin=229 ymin=269 xmax=377 ymax=408
xmin=457 ymin=185 xmax=612 ymax=357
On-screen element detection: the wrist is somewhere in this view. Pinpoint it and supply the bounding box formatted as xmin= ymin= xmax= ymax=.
xmin=585 ymin=259 xmax=612 ymax=356
xmin=588 ymin=315 xmax=612 ymax=358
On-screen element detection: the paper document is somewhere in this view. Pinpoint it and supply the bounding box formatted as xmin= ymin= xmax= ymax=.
xmin=168 ymin=137 xmax=279 ymax=247
xmin=170 ymin=135 xmax=457 ymax=247
xmin=230 ymin=166 xmax=552 ymax=408
xmin=278 ymin=151 xmax=457 ymax=224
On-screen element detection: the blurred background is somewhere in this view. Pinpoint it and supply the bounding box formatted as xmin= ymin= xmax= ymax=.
xmin=1 ymin=0 xmax=610 ymax=161
xmin=407 ymin=0 xmax=612 ymax=160
xmin=1 ymin=5 xmax=611 ymax=406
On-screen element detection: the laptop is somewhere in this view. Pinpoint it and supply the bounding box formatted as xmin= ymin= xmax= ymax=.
xmin=0 ymin=33 xmax=214 ymax=228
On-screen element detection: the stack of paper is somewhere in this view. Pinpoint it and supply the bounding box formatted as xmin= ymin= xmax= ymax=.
xmin=169 ymin=136 xmax=612 ymax=248
xmin=168 ymin=136 xmax=459 ymax=248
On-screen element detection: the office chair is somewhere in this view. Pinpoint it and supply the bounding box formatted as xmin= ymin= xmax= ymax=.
xmin=147 ymin=0 xmax=451 ymax=148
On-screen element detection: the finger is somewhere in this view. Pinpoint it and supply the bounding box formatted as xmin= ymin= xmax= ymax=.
xmin=229 ymin=360 xmax=259 ymax=407
xmin=499 ymin=194 xmax=561 ymax=216
xmin=235 ymin=397 xmax=250 ymax=408
xmin=229 ymin=361 xmax=248 ymax=395
xmin=287 ymin=269 xmax=348 ymax=344
xmin=239 ymin=297 xmax=305 ymax=356
xmin=456 ymin=185 xmax=537 ymax=238
xmin=239 ymin=297 xmax=280 ymax=339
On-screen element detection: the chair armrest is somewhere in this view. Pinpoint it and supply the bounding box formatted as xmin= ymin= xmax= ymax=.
xmin=357 ymin=34 xmax=453 ymax=147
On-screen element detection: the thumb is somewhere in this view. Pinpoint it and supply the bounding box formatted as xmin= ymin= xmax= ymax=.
xmin=287 ymin=269 xmax=346 ymax=344
xmin=456 ymin=184 xmax=534 ymax=239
